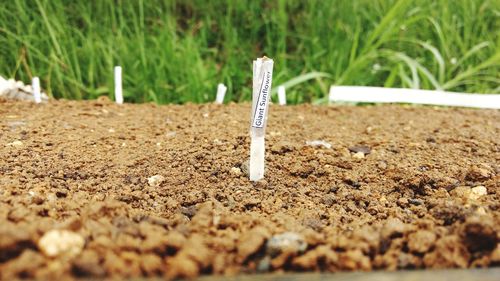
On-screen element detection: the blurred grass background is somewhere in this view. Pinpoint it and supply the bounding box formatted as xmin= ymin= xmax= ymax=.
xmin=0 ymin=0 xmax=499 ymax=104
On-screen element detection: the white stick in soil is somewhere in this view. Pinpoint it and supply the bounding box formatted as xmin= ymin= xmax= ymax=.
xmin=277 ymin=85 xmax=286 ymax=105
xmin=249 ymin=57 xmax=274 ymax=181
xmin=215 ymin=83 xmax=227 ymax=104
xmin=114 ymin=66 xmax=123 ymax=104
xmin=329 ymin=86 xmax=500 ymax=109
xmin=32 ymin=77 xmax=41 ymax=103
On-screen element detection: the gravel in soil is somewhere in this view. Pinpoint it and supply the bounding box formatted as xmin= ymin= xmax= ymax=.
xmin=0 ymin=98 xmax=499 ymax=279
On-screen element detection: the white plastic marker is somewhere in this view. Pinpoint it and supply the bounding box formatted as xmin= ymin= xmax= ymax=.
xmin=277 ymin=85 xmax=286 ymax=105
xmin=32 ymin=77 xmax=41 ymax=103
xmin=329 ymin=86 xmax=500 ymax=109
xmin=250 ymin=57 xmax=274 ymax=181
xmin=114 ymin=66 xmax=123 ymax=104
xmin=215 ymin=83 xmax=227 ymax=104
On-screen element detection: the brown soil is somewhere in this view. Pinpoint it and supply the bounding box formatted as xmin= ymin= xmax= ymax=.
xmin=0 ymin=98 xmax=499 ymax=279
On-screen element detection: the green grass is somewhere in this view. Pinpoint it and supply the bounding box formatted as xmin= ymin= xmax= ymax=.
xmin=1 ymin=0 xmax=499 ymax=104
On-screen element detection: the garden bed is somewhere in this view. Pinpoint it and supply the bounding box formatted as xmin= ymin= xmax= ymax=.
xmin=0 ymin=98 xmax=498 ymax=279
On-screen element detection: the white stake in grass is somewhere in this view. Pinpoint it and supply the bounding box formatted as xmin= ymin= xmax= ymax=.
xmin=277 ymin=85 xmax=286 ymax=105
xmin=114 ymin=66 xmax=123 ymax=104
xmin=32 ymin=77 xmax=41 ymax=103
xmin=329 ymin=86 xmax=500 ymax=109
xmin=215 ymin=83 xmax=227 ymax=104
xmin=250 ymin=57 xmax=274 ymax=181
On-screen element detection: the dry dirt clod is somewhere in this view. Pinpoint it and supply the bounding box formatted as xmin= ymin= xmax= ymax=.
xmin=38 ymin=229 xmax=85 ymax=258
xmin=450 ymin=186 xmax=472 ymax=200
xmin=1 ymin=101 xmax=499 ymax=278
xmin=272 ymin=140 xmax=296 ymax=153
xmin=407 ymin=230 xmax=436 ymax=253
xmin=237 ymin=227 xmax=270 ymax=262
xmin=461 ymin=215 xmax=497 ymax=253
xmin=491 ymin=245 xmax=500 ymax=263
xmin=466 ymin=164 xmax=493 ymax=181
xmin=381 ymin=218 xmax=407 ymax=239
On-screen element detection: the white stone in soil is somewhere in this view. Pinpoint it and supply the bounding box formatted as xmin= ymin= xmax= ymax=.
xmin=306 ymin=140 xmax=332 ymax=149
xmin=469 ymin=186 xmax=487 ymax=200
xmin=230 ymin=167 xmax=242 ymax=176
xmin=266 ymin=232 xmax=307 ymax=256
xmin=148 ymin=175 xmax=165 ymax=187
xmin=38 ymin=230 xmax=85 ymax=257
xmin=6 ymin=140 xmax=23 ymax=147
xmin=352 ymin=151 xmax=365 ymax=159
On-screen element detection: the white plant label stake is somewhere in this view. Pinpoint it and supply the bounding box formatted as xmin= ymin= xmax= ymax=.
xmin=328 ymin=86 xmax=500 ymax=109
xmin=32 ymin=77 xmax=41 ymax=103
xmin=250 ymin=57 xmax=274 ymax=181
xmin=277 ymin=85 xmax=286 ymax=105
xmin=114 ymin=66 xmax=123 ymax=104
xmin=215 ymin=83 xmax=227 ymax=104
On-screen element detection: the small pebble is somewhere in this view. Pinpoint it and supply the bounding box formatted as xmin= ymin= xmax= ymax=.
xmin=306 ymin=140 xmax=332 ymax=149
xmin=55 ymin=189 xmax=68 ymax=198
xmin=408 ymin=198 xmax=423 ymax=206
xmin=426 ymin=137 xmax=436 ymax=143
xmin=31 ymin=195 xmax=44 ymax=205
xmin=377 ymin=161 xmax=388 ymax=170
xmin=7 ymin=121 xmax=26 ymax=129
xmin=230 ymin=167 xmax=242 ymax=176
xmin=352 ymin=152 xmax=365 ymax=159
xmin=166 ymin=131 xmax=177 ymax=138
xmin=38 ymin=230 xmax=85 ymax=258
xmin=380 ymin=196 xmax=388 ymax=205
xmin=179 ymin=205 xmax=197 ymax=218
xmin=397 ymin=198 xmax=409 ymax=208
xmin=6 ymin=140 xmax=23 ymax=147
xmin=348 ymin=145 xmax=371 ymax=154
xmin=475 ymin=206 xmax=487 ymax=215
xmin=469 ymin=186 xmax=487 ymax=200
xmin=408 ymin=142 xmax=421 ymax=147
xmin=266 ymin=232 xmax=307 ymax=256
xmin=147 ymin=175 xmax=165 ymax=187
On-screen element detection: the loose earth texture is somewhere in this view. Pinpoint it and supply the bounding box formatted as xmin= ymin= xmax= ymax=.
xmin=0 ymin=98 xmax=499 ymax=279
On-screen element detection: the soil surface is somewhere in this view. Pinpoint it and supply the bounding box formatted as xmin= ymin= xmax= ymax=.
xmin=0 ymin=98 xmax=499 ymax=279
